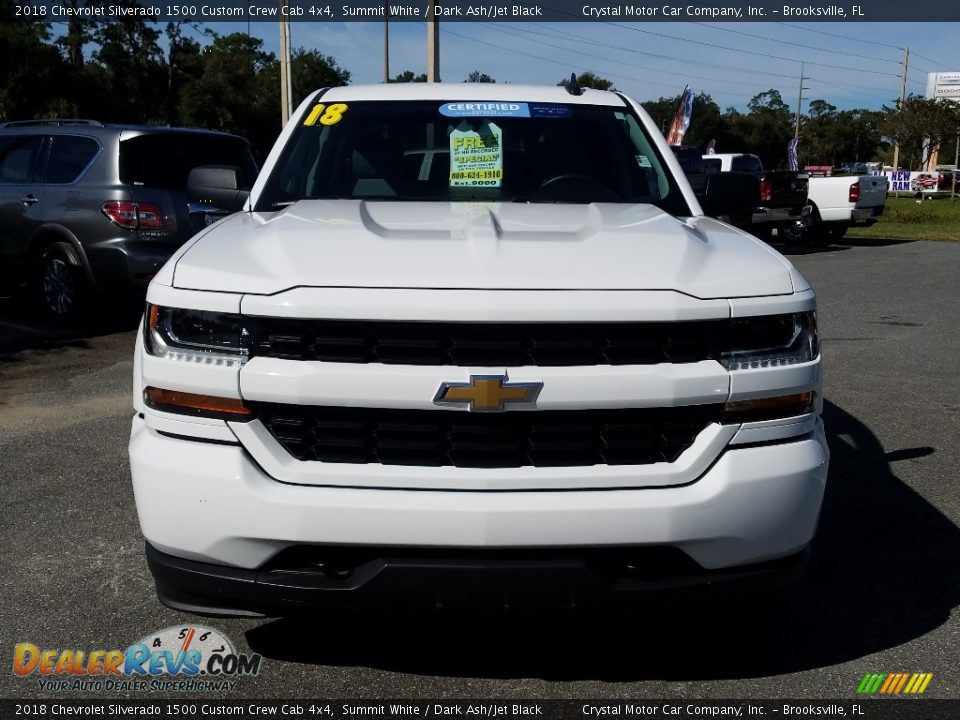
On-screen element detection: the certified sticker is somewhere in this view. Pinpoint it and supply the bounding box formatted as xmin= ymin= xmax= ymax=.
xmin=440 ymin=102 xmax=530 ymax=118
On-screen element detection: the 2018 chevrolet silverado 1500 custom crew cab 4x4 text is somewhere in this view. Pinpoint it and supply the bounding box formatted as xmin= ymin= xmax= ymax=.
xmin=129 ymin=83 xmax=828 ymax=616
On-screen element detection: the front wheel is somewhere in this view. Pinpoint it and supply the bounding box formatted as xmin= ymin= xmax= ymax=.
xmin=38 ymin=245 xmax=88 ymax=323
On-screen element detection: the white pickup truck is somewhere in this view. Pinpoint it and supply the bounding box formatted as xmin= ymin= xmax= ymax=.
xmin=129 ymin=82 xmax=828 ymax=616
xmin=783 ymin=175 xmax=888 ymax=244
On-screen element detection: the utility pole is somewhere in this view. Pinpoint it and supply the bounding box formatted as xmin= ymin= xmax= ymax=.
xmin=426 ymin=3 xmax=439 ymax=82
xmin=794 ymin=62 xmax=807 ymax=139
xmin=383 ymin=2 xmax=390 ymax=83
xmin=279 ymin=1 xmax=293 ymax=125
xmin=892 ymin=46 xmax=909 ymax=171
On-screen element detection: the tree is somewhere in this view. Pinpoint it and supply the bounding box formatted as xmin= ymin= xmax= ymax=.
xmin=881 ymin=95 xmax=960 ymax=169
xmin=88 ymin=3 xmax=167 ymax=122
xmin=739 ymin=89 xmax=794 ymax=169
xmin=290 ymin=49 xmax=351 ymax=103
xmin=465 ymin=70 xmax=495 ymax=83
xmin=57 ymin=0 xmax=89 ymax=67
xmin=641 ymin=92 xmax=722 ymax=149
xmin=0 ymin=9 xmax=71 ymax=120
xmin=390 ymin=70 xmax=427 ymax=83
xmin=178 ymin=33 xmax=277 ymax=157
xmin=164 ymin=22 xmax=208 ymax=125
xmin=558 ymin=72 xmax=615 ymax=91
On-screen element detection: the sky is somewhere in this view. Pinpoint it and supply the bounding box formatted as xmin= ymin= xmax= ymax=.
xmin=176 ymin=20 xmax=955 ymax=112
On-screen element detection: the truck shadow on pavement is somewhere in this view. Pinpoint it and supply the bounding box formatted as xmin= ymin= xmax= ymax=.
xmin=245 ymin=400 xmax=959 ymax=680
xmin=774 ymin=237 xmax=914 ymax=257
xmin=0 ymin=295 xmax=142 ymax=356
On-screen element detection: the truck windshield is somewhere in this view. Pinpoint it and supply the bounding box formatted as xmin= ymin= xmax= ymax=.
xmin=255 ymin=100 xmax=689 ymax=215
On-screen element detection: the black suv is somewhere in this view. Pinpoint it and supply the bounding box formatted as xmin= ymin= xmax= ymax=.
xmin=0 ymin=120 xmax=257 ymax=320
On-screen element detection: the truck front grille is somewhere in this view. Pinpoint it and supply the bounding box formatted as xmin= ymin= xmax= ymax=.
xmin=254 ymin=404 xmax=721 ymax=468
xmin=246 ymin=318 xmax=728 ymax=366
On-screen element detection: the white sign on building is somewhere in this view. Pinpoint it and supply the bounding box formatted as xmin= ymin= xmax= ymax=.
xmin=927 ymin=72 xmax=960 ymax=102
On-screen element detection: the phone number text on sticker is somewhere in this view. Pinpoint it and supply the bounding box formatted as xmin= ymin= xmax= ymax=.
xmin=451 ymin=170 xmax=503 ymax=181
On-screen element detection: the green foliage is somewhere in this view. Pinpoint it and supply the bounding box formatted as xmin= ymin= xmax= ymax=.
xmin=0 ymin=11 xmax=72 ymax=120
xmin=641 ymin=92 xmax=722 ymax=149
xmin=881 ymin=95 xmax=960 ymax=170
xmin=847 ymin=198 xmax=960 ymax=242
xmin=0 ymin=16 xmax=351 ymax=162
xmin=390 ymin=70 xmax=427 ymax=83
xmin=641 ymin=88 xmax=889 ymax=170
xmin=466 ymin=70 xmax=496 ymax=83
xmin=557 ymin=72 xmax=615 ymax=91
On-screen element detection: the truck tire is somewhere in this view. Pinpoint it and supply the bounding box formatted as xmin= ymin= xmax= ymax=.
xmin=801 ymin=208 xmax=832 ymax=246
xmin=778 ymin=215 xmax=813 ymax=244
xmin=750 ymin=225 xmax=773 ymax=242
xmin=37 ymin=243 xmax=88 ymax=323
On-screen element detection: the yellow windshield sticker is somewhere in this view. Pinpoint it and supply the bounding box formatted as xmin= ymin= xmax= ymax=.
xmin=303 ymin=103 xmax=349 ymax=126
xmin=449 ymin=122 xmax=503 ymax=188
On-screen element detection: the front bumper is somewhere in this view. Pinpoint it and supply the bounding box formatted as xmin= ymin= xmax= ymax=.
xmin=130 ymin=416 xmax=829 ymax=614
xmin=146 ymin=541 xmax=811 ymax=617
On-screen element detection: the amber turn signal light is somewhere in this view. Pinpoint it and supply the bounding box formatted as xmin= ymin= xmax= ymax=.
xmin=721 ymin=392 xmax=814 ymax=423
xmin=144 ymin=387 xmax=252 ymax=421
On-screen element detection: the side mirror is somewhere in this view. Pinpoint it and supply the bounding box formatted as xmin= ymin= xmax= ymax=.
xmin=697 ymin=171 xmax=760 ymax=219
xmin=187 ymin=166 xmax=250 ymax=212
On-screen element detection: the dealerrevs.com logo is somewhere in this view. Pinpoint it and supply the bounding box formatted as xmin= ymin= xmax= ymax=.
xmin=13 ymin=625 xmax=262 ymax=692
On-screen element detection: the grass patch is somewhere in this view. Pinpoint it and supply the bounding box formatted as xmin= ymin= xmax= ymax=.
xmin=847 ymin=196 xmax=960 ymax=242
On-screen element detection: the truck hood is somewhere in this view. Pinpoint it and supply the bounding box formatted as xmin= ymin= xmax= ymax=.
xmin=171 ymin=200 xmax=795 ymax=298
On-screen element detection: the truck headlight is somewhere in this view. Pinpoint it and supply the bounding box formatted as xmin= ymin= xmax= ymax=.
xmin=144 ymin=304 xmax=249 ymax=366
xmin=720 ymin=311 xmax=818 ymax=370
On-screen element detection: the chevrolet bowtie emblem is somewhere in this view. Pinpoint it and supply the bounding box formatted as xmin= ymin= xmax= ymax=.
xmin=434 ymin=375 xmax=543 ymax=412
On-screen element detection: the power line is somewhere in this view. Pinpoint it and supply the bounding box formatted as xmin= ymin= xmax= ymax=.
xmin=690 ymin=22 xmax=901 ymax=65
xmin=911 ymin=51 xmax=951 ymax=69
xmin=609 ymin=23 xmax=902 ymax=78
xmin=806 ymin=77 xmax=898 ymax=95
xmin=439 ymin=27 xmax=751 ymax=102
xmin=523 ymin=22 xmax=803 ymax=81
xmin=495 ymin=25 xmax=796 ymax=91
xmin=779 ymin=22 xmax=904 ymax=51
xmin=521 ymin=23 xmax=900 ymax=98
xmin=776 ymin=22 xmax=948 ymax=72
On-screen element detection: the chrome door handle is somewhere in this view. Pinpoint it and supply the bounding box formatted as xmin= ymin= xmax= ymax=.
xmin=21 ymin=195 xmax=39 ymax=205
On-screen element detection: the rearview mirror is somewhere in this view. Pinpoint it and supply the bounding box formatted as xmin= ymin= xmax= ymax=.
xmin=187 ymin=166 xmax=250 ymax=212
xmin=697 ymin=172 xmax=760 ymax=219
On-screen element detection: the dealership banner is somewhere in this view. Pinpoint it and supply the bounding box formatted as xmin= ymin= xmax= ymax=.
xmin=9 ymin=0 xmax=960 ymax=21
xmin=879 ymin=169 xmax=945 ymax=194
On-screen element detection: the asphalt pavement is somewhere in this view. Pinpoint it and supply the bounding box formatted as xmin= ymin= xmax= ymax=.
xmin=1 ymin=238 xmax=958 ymax=700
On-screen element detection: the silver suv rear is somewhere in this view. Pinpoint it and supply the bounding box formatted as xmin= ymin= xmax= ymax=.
xmin=0 ymin=120 xmax=256 ymax=320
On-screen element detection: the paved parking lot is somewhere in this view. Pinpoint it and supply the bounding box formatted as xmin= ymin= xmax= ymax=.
xmin=1 ymin=238 xmax=958 ymax=700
